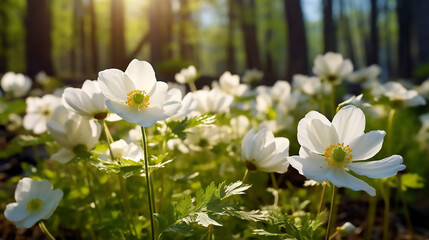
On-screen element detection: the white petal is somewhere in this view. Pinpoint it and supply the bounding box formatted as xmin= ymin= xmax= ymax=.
xmin=326 ymin=168 xmax=376 ymax=196
xmin=349 ymin=130 xmax=385 ymax=161
xmin=62 ymin=88 xmax=94 ymax=117
xmin=297 ymin=111 xmax=338 ymax=154
xmin=348 ymin=155 xmax=405 ymax=179
xmin=288 ymin=152 xmax=329 ymax=182
xmin=241 ymin=128 xmax=256 ymax=160
xmin=124 ymin=59 xmax=156 ymax=92
xmin=332 ymin=105 xmax=365 ymax=144
xmin=98 ymin=69 xmax=134 ymax=102
xmin=137 ymin=107 xmax=168 ymax=127
xmin=149 ymin=81 xmax=169 ymax=109
xmin=106 ymin=100 xmax=142 ymax=124
xmin=41 ymin=189 xmax=63 ymax=219
xmin=51 ymin=148 xmax=75 ymax=164
xmin=4 ymin=202 xmax=30 ymax=222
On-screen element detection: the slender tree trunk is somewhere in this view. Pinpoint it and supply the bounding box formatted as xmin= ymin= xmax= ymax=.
xmin=368 ymin=0 xmax=379 ymax=65
xmin=78 ymin=0 xmax=87 ymax=75
xmin=397 ymin=0 xmax=412 ymax=78
xmin=237 ymin=0 xmax=260 ymax=70
xmin=384 ymin=0 xmax=392 ymax=77
xmin=323 ymin=0 xmax=336 ymax=52
xmin=111 ymin=0 xmax=126 ymax=69
xmin=179 ymin=0 xmax=194 ymax=62
xmin=340 ymin=0 xmax=356 ymax=65
xmin=0 ymin=3 xmax=8 ymax=73
xmin=26 ymin=0 xmax=54 ymax=78
xmin=414 ymin=0 xmax=429 ymax=74
xmin=285 ymin=0 xmax=308 ymax=80
xmin=88 ymin=0 xmax=99 ymax=73
xmin=226 ymin=0 xmax=235 ymax=71
xmin=149 ymin=0 xmax=173 ymax=65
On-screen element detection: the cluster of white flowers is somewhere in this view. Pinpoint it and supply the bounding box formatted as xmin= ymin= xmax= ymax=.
xmin=5 ymin=51 xmax=428 ymax=235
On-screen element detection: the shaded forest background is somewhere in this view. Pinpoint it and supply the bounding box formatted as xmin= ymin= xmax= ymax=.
xmin=1 ymin=0 xmax=429 ymax=85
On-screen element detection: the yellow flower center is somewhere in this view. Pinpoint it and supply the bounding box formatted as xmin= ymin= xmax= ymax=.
xmin=26 ymin=198 xmax=43 ymax=212
xmin=324 ymin=143 xmax=353 ymax=168
xmin=125 ymin=90 xmax=150 ymax=110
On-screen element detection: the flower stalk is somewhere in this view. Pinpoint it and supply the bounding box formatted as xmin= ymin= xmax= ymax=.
xmin=141 ymin=127 xmax=156 ymax=240
xmin=39 ymin=221 xmax=56 ymax=240
xmin=324 ymin=185 xmax=336 ymax=240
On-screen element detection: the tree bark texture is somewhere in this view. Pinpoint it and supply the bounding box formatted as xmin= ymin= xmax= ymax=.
xmin=26 ymin=0 xmax=54 ymax=78
xmin=285 ymin=0 xmax=309 ymax=80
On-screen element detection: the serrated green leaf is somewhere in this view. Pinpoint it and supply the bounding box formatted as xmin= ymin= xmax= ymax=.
xmin=195 ymin=212 xmax=222 ymax=227
xmin=220 ymin=181 xmax=251 ymax=200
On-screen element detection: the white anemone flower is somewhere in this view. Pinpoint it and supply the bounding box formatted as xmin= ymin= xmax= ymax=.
xmin=175 ymin=65 xmax=197 ymax=84
xmin=169 ymin=92 xmax=196 ymax=121
xmin=288 ymin=105 xmax=406 ymax=196
xmin=313 ymin=52 xmax=353 ymax=85
xmin=241 ymin=128 xmax=290 ymax=173
xmin=98 ymin=59 xmax=182 ymax=127
xmin=62 ymin=80 xmax=111 ymax=120
xmin=347 ymin=64 xmax=381 ymax=84
xmin=47 ymin=107 xmax=101 ymax=164
xmin=214 ymin=71 xmax=247 ymax=96
xmin=1 ymin=72 xmax=32 ymax=98
xmin=4 ymin=178 xmax=63 ymax=229
xmin=99 ymin=139 xmax=144 ymax=162
xmin=292 ymin=74 xmax=331 ymax=96
xmin=382 ymin=81 xmax=426 ymax=108
xmin=23 ymin=94 xmax=62 ymax=134
xmin=194 ymin=88 xmax=233 ymax=114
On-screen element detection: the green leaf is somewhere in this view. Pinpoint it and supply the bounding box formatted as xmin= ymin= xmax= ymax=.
xmin=220 ymin=181 xmax=251 ymax=200
xmin=167 ymin=114 xmax=216 ymax=140
xmin=401 ymin=173 xmax=425 ymax=190
xmin=195 ymin=212 xmax=222 ymax=227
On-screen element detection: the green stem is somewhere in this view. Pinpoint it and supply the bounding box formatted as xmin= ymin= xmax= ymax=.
xmin=329 ymin=83 xmax=336 ymax=118
xmin=387 ymin=109 xmax=395 ymax=155
xmin=189 ymin=81 xmax=197 ymax=92
xmin=270 ymin=172 xmax=278 ymax=190
xmin=141 ymin=127 xmax=156 ymax=240
xmin=208 ymin=224 xmax=214 ymax=240
xmin=320 ymin=80 xmax=326 ymax=115
xmin=85 ymin=163 xmax=101 ymax=221
xmin=118 ymin=176 xmax=137 ymax=236
xmin=100 ymin=120 xmax=114 ymax=157
xmin=398 ymin=176 xmax=414 ymax=238
xmin=364 ymin=196 xmax=377 ymax=240
xmin=324 ymin=186 xmax=336 ymax=240
xmin=242 ymin=169 xmax=249 ymax=183
xmin=382 ymin=185 xmax=390 ymax=240
xmin=39 ymin=221 xmax=56 ymax=240
xmin=317 ymin=184 xmax=327 ymax=214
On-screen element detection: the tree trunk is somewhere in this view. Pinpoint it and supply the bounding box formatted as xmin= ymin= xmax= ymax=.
xmin=397 ymin=0 xmax=412 ymax=78
xmin=368 ymin=0 xmax=379 ymax=65
xmin=226 ymin=0 xmax=235 ymax=71
xmin=111 ymin=0 xmax=126 ymax=69
xmin=149 ymin=0 xmax=173 ymax=65
xmin=0 ymin=2 xmax=8 ymax=73
xmin=323 ymin=0 xmax=336 ymax=52
xmin=414 ymin=0 xmax=429 ymax=70
xmin=88 ymin=0 xmax=99 ymax=73
xmin=179 ymin=0 xmax=194 ymax=62
xmin=383 ymin=0 xmax=391 ymax=77
xmin=26 ymin=0 xmax=54 ymax=78
xmin=78 ymin=0 xmax=87 ymax=75
xmin=340 ymin=0 xmax=356 ymax=65
xmin=285 ymin=0 xmax=309 ymax=80
xmin=237 ymin=0 xmax=260 ymax=70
